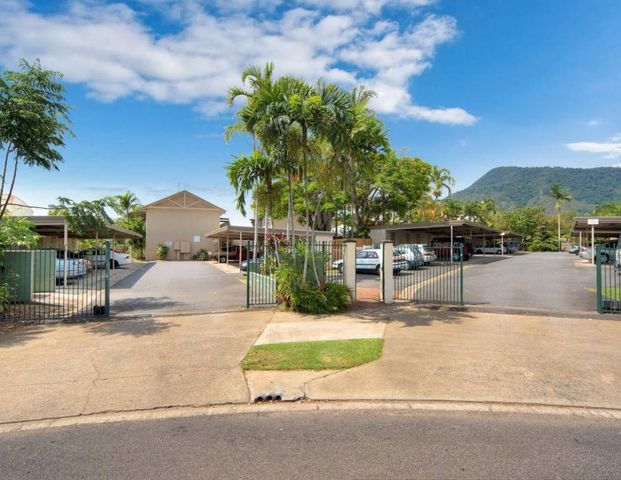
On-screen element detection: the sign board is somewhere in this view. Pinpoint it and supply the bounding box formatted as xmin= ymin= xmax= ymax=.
xmin=587 ymin=218 xmax=599 ymax=226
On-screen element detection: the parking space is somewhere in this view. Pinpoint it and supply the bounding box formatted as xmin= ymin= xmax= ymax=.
xmin=111 ymin=261 xmax=246 ymax=316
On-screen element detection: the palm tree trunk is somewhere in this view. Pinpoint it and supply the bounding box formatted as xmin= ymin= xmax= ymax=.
xmin=557 ymin=207 xmax=561 ymax=252
xmin=252 ymin=190 xmax=258 ymax=261
xmin=302 ymin=125 xmax=310 ymax=283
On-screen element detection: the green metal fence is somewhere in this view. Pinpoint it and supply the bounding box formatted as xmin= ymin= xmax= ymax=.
xmin=596 ymin=245 xmax=621 ymax=314
xmin=246 ymin=240 xmax=345 ymax=308
xmin=0 ymin=240 xmax=110 ymax=322
xmin=392 ymin=244 xmax=464 ymax=305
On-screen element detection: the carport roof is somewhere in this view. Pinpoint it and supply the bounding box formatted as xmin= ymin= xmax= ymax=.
xmin=370 ymin=220 xmax=522 ymax=238
xmin=205 ymin=224 xmax=331 ymax=241
xmin=23 ymin=216 xmax=142 ymax=239
xmin=572 ymin=216 xmax=621 ymax=236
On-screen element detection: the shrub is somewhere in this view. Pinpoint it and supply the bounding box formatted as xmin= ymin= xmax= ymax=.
xmin=274 ymin=245 xmax=351 ymax=314
xmin=0 ymin=281 xmax=12 ymax=314
xmin=193 ymin=249 xmax=209 ymax=261
xmin=156 ymin=243 xmax=169 ymax=260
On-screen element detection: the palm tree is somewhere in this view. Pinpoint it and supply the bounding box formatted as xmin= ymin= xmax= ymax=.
xmin=108 ymin=191 xmax=140 ymax=219
xmin=431 ymin=167 xmax=455 ymax=200
xmin=549 ymin=184 xmax=571 ymax=251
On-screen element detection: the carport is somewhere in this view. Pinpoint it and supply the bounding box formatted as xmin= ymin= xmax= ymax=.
xmin=572 ymin=216 xmax=621 ymax=263
xmin=370 ymin=220 xmax=521 ymax=254
xmin=205 ymin=224 xmax=334 ymax=267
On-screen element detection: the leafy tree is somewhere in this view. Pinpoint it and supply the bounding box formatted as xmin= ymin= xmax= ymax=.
xmin=430 ymin=166 xmax=455 ymax=200
xmin=0 ymin=60 xmax=72 ymax=222
xmin=592 ymin=202 xmax=621 ymax=216
xmin=49 ymin=197 xmax=111 ymax=238
xmin=0 ymin=216 xmax=39 ymax=247
xmin=549 ymin=184 xmax=572 ymax=251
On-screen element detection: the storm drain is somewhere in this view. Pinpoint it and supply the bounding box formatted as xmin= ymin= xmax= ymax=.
xmin=253 ymin=393 xmax=284 ymax=403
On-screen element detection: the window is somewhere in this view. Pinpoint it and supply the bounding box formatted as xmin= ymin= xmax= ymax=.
xmin=193 ymin=235 xmax=201 ymax=243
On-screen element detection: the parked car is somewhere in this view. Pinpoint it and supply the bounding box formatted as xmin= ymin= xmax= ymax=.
xmin=56 ymin=250 xmax=93 ymax=270
xmin=474 ymin=244 xmax=508 ymax=255
xmin=504 ymin=240 xmax=520 ymax=253
xmin=332 ymin=248 xmax=408 ymax=275
xmin=400 ymin=243 xmax=436 ymax=265
xmin=430 ymin=238 xmax=473 ymax=261
xmin=219 ymin=245 xmax=247 ymax=263
xmin=82 ymin=248 xmax=132 ymax=268
xmin=598 ymin=241 xmax=618 ymax=264
xmin=55 ymin=257 xmax=88 ymax=280
xmin=240 ymin=253 xmax=264 ymax=272
xmin=616 ymin=243 xmax=621 ymax=271
xmin=394 ymin=245 xmax=424 ymax=270
xmin=568 ymin=245 xmax=580 ymax=255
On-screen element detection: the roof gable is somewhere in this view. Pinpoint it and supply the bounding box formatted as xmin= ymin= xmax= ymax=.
xmin=144 ymin=190 xmax=225 ymax=212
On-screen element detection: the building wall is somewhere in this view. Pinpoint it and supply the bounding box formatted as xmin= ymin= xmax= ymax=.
xmin=145 ymin=208 xmax=222 ymax=260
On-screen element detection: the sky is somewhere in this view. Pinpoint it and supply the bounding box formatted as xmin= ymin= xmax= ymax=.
xmin=1 ymin=0 xmax=620 ymax=224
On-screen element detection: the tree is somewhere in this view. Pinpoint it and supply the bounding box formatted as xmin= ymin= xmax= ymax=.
xmin=549 ymin=184 xmax=571 ymax=251
xmin=107 ymin=191 xmax=141 ymax=219
xmin=0 ymin=60 xmax=72 ymax=223
xmin=0 ymin=215 xmax=39 ymax=247
xmin=49 ymin=197 xmax=111 ymax=238
xmin=431 ymin=166 xmax=455 ymax=200
xmin=592 ymin=202 xmax=621 ymax=216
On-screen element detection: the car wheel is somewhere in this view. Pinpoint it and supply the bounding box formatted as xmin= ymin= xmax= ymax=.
xmin=600 ymin=253 xmax=610 ymax=264
xmin=110 ymin=260 xmax=119 ymax=268
xmin=338 ymin=263 xmax=344 ymax=274
xmin=375 ymin=265 xmax=381 ymax=275
xmin=219 ymin=256 xmax=227 ymax=263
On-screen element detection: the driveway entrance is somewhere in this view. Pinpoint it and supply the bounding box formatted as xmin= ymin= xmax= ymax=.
xmin=463 ymin=252 xmax=595 ymax=313
xmin=111 ymin=262 xmax=246 ymax=316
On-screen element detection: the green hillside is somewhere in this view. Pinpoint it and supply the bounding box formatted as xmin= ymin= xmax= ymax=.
xmin=453 ymin=166 xmax=621 ymax=213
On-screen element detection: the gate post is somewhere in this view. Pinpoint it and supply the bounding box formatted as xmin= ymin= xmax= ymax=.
xmin=343 ymin=240 xmax=357 ymax=302
xmin=596 ymin=244 xmax=602 ymax=314
xmin=104 ymin=240 xmax=110 ymax=317
xmin=381 ymin=241 xmax=394 ymax=304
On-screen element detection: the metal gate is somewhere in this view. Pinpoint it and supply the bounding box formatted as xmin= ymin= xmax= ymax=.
xmin=0 ymin=241 xmax=110 ymax=322
xmin=246 ymin=240 xmax=346 ymax=308
xmin=596 ymin=245 xmax=620 ymax=314
xmin=391 ymin=244 xmax=463 ymax=305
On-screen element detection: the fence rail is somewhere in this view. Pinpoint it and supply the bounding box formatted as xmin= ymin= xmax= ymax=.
xmin=392 ymin=245 xmax=463 ymax=305
xmin=0 ymin=241 xmax=110 ymax=322
xmin=596 ymin=246 xmax=621 ymax=314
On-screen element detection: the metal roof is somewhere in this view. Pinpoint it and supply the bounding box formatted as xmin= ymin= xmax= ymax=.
xmin=369 ymin=220 xmax=522 ymax=238
xmin=205 ymin=224 xmax=332 ymax=241
xmin=23 ymin=216 xmax=142 ymax=239
xmin=572 ymin=216 xmax=621 ymax=236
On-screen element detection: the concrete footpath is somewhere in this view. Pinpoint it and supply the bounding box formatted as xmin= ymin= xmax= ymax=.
xmin=1 ymin=305 xmax=620 ymax=425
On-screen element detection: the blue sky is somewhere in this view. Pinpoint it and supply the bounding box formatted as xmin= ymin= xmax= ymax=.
xmin=1 ymin=0 xmax=620 ymax=224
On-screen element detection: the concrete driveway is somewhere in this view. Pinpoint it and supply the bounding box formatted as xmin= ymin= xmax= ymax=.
xmin=464 ymin=252 xmax=595 ymax=313
xmin=0 ymin=311 xmax=273 ymax=424
xmin=111 ymin=261 xmax=246 ymax=316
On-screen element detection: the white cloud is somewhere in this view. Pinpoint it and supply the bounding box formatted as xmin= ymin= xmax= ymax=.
xmin=586 ymin=119 xmax=602 ymax=127
xmin=565 ymin=133 xmax=621 ymax=159
xmin=0 ymin=0 xmax=475 ymax=125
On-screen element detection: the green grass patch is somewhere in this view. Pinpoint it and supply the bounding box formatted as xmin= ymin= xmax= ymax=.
xmin=602 ymin=288 xmax=621 ymax=300
xmin=241 ymin=338 xmax=384 ymax=371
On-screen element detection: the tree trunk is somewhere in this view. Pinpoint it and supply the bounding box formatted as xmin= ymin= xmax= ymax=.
xmin=0 ymin=153 xmax=18 ymax=223
xmin=252 ymin=189 xmax=258 ymax=261
xmin=302 ymin=125 xmax=310 ymax=283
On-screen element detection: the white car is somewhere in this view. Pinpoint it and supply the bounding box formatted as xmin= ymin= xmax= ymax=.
xmin=332 ymin=248 xmax=408 ymax=275
xmin=394 ymin=245 xmax=424 ymax=269
xmin=55 ymin=258 xmax=88 ymax=280
xmin=474 ymin=245 xmax=508 ymax=255
xmin=83 ymin=248 xmax=132 ymax=268
xmin=409 ymin=243 xmax=437 ymax=265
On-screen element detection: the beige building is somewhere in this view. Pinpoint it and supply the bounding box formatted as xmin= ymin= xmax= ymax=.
xmin=143 ymin=190 xmax=225 ymax=261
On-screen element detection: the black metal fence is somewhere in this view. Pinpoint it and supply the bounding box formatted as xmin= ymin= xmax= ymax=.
xmin=596 ymin=245 xmax=620 ymax=314
xmin=392 ymin=244 xmax=463 ymax=305
xmin=0 ymin=240 xmax=110 ymax=322
xmin=246 ymin=240 xmax=345 ymax=308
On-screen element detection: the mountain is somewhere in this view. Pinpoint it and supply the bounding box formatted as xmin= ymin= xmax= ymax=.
xmin=452 ymin=166 xmax=621 ymax=214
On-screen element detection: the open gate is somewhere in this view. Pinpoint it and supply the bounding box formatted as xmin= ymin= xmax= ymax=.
xmin=596 ymin=245 xmax=621 ymax=314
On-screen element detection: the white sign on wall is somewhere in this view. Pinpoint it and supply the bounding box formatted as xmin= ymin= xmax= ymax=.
xmin=587 ymin=218 xmax=599 ymax=226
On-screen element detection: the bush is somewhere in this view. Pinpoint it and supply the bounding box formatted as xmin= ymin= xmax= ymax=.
xmin=0 ymin=282 xmax=12 ymax=314
xmin=274 ymin=245 xmax=351 ymax=314
xmin=156 ymin=243 xmax=169 ymax=260
xmin=193 ymin=249 xmax=209 ymax=261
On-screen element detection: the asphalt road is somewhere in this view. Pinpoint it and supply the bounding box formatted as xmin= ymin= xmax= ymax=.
xmin=2 ymin=410 xmax=620 ymax=479
xmin=463 ymin=252 xmax=595 ymax=312
xmin=110 ymin=261 xmax=246 ymax=315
